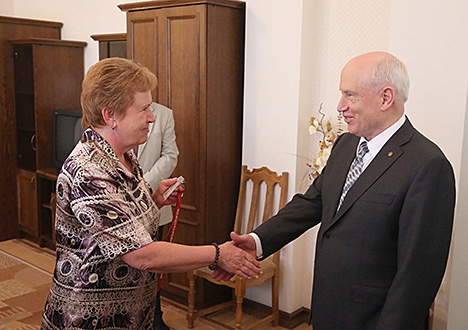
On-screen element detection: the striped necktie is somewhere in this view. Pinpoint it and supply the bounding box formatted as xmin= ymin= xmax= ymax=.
xmin=337 ymin=141 xmax=369 ymax=210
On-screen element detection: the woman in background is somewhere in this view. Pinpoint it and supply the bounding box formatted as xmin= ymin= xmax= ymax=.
xmin=41 ymin=58 xmax=261 ymax=330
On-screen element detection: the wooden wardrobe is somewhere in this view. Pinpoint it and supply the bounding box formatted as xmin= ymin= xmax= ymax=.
xmin=0 ymin=16 xmax=62 ymax=242
xmin=119 ymin=0 xmax=246 ymax=307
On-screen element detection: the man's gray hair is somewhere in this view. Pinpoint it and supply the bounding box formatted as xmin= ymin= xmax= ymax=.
xmin=371 ymin=55 xmax=410 ymax=104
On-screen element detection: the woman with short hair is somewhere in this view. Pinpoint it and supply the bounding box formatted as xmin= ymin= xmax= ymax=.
xmin=41 ymin=58 xmax=261 ymax=330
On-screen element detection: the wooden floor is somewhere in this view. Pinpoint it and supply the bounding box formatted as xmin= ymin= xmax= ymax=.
xmin=161 ymin=302 xmax=312 ymax=330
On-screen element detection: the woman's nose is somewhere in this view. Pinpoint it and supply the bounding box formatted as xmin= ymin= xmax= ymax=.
xmin=148 ymin=109 xmax=156 ymax=122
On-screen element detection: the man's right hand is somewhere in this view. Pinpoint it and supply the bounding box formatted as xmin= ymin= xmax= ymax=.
xmin=217 ymin=240 xmax=261 ymax=279
xmin=230 ymin=232 xmax=257 ymax=258
xmin=211 ymin=232 xmax=258 ymax=281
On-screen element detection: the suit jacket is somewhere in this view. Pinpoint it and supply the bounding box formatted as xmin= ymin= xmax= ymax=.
xmin=253 ymin=118 xmax=455 ymax=330
xmin=138 ymin=103 xmax=179 ymax=226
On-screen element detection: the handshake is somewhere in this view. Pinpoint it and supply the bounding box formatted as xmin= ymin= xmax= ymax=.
xmin=211 ymin=232 xmax=261 ymax=281
xmin=154 ymin=178 xmax=262 ymax=279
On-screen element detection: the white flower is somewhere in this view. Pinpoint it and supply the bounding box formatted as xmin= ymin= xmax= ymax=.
xmin=315 ymin=156 xmax=326 ymax=169
xmin=307 ymin=103 xmax=343 ymax=180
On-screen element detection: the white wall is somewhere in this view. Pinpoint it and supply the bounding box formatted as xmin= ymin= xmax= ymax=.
xmin=388 ymin=1 xmax=468 ymax=328
xmin=448 ymin=86 xmax=468 ymax=329
xmin=3 ymin=0 xmax=468 ymax=326
xmin=388 ymin=0 xmax=468 ymax=183
xmin=5 ymin=0 xmax=127 ymax=72
xmin=0 ymin=0 xmax=13 ymax=14
xmin=242 ymin=0 xmax=305 ymax=312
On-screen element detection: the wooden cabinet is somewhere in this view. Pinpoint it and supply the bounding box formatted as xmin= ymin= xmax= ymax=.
xmin=37 ymin=168 xmax=58 ymax=249
xmin=120 ymin=0 xmax=246 ymax=307
xmin=17 ymin=169 xmax=38 ymax=237
xmin=91 ymin=33 xmax=127 ymax=59
xmin=10 ymin=38 xmax=86 ymax=243
xmin=0 ymin=16 xmax=62 ymax=242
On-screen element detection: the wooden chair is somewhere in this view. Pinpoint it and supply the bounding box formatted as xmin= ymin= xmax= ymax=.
xmin=187 ymin=165 xmax=289 ymax=330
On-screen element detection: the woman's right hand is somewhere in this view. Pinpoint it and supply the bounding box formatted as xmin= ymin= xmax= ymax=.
xmin=152 ymin=178 xmax=179 ymax=208
xmin=217 ymin=241 xmax=262 ymax=279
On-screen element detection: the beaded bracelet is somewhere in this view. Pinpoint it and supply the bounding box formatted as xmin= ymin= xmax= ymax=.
xmin=209 ymin=242 xmax=220 ymax=270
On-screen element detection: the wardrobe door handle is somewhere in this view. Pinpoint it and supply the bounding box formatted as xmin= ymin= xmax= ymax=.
xmin=30 ymin=134 xmax=37 ymax=151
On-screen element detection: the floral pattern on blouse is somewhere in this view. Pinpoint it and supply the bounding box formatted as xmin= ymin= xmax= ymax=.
xmin=41 ymin=129 xmax=160 ymax=330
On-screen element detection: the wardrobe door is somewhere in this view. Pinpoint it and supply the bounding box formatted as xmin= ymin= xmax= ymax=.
xmin=160 ymin=5 xmax=207 ymax=300
xmin=125 ymin=1 xmax=245 ymax=307
xmin=128 ymin=5 xmax=207 ymax=302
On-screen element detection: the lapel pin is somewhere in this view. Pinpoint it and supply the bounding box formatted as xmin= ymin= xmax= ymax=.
xmin=388 ymin=151 xmax=393 ymax=157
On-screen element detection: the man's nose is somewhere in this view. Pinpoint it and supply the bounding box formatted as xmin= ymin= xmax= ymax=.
xmin=337 ymin=97 xmax=347 ymax=112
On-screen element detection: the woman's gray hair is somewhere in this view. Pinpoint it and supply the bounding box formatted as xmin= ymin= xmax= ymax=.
xmin=371 ymin=55 xmax=410 ymax=105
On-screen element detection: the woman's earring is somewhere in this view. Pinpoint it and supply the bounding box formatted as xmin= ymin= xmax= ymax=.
xmin=112 ymin=124 xmax=116 ymax=130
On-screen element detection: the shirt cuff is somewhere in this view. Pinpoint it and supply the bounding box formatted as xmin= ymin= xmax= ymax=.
xmin=249 ymin=233 xmax=263 ymax=259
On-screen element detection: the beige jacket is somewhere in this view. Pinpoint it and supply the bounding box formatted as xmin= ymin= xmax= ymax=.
xmin=137 ymin=103 xmax=179 ymax=226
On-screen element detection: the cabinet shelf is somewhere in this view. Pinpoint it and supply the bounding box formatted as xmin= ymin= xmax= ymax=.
xmin=42 ymin=202 xmax=52 ymax=210
xmin=15 ymin=92 xmax=35 ymax=131
xmin=15 ymin=90 xmax=35 ymax=95
xmin=16 ymin=127 xmax=35 ymax=134
xmin=37 ymin=169 xmax=58 ymax=250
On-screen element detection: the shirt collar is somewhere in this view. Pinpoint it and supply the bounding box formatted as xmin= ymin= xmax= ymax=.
xmin=84 ymin=128 xmax=144 ymax=181
xmin=359 ymin=115 xmax=406 ymax=158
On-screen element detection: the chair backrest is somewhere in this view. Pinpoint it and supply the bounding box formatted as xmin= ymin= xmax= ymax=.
xmin=234 ymin=165 xmax=289 ymax=236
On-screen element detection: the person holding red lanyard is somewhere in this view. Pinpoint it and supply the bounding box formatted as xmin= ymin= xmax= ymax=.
xmin=41 ymin=57 xmax=261 ymax=330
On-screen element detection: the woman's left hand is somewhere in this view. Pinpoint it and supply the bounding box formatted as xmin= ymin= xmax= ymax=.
xmin=152 ymin=178 xmax=180 ymax=208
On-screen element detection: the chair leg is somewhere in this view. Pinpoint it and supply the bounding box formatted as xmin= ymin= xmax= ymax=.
xmin=187 ymin=271 xmax=196 ymax=329
xmin=231 ymin=289 xmax=236 ymax=312
xmin=234 ymin=285 xmax=245 ymax=330
xmin=272 ymin=273 xmax=280 ymax=327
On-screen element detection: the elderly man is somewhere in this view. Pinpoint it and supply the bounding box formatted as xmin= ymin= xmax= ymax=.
xmin=220 ymin=52 xmax=455 ymax=330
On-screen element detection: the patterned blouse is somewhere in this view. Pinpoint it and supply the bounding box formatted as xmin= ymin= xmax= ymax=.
xmin=41 ymin=129 xmax=160 ymax=330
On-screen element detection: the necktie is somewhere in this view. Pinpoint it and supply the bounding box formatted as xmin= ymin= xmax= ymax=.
xmin=337 ymin=141 xmax=369 ymax=210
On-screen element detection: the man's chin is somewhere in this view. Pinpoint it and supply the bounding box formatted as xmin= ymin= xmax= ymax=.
xmin=347 ymin=126 xmax=356 ymax=135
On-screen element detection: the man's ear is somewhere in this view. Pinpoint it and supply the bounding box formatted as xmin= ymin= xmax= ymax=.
xmin=101 ymin=107 xmax=115 ymax=128
xmin=381 ymin=86 xmax=395 ymax=111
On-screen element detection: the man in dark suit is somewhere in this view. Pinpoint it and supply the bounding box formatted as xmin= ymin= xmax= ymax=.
xmin=214 ymin=52 xmax=456 ymax=329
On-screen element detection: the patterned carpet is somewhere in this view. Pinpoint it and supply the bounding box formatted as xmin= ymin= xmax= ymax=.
xmin=0 ymin=240 xmax=231 ymax=330
xmin=0 ymin=240 xmax=54 ymax=329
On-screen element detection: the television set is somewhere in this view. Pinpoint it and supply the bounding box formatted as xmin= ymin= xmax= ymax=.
xmin=53 ymin=109 xmax=84 ymax=170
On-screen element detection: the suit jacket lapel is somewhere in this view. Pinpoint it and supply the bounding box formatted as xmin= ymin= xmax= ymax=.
xmin=327 ymin=118 xmax=415 ymax=230
xmin=323 ymin=134 xmax=359 ymax=220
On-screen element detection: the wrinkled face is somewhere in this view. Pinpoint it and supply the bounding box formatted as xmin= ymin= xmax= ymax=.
xmin=337 ymin=61 xmax=386 ymax=141
xmin=114 ymin=91 xmax=155 ymax=150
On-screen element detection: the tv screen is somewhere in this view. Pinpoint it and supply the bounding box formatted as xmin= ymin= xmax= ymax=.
xmin=53 ymin=109 xmax=84 ymax=169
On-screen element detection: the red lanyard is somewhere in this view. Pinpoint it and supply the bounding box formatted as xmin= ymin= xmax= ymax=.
xmin=157 ymin=187 xmax=185 ymax=291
